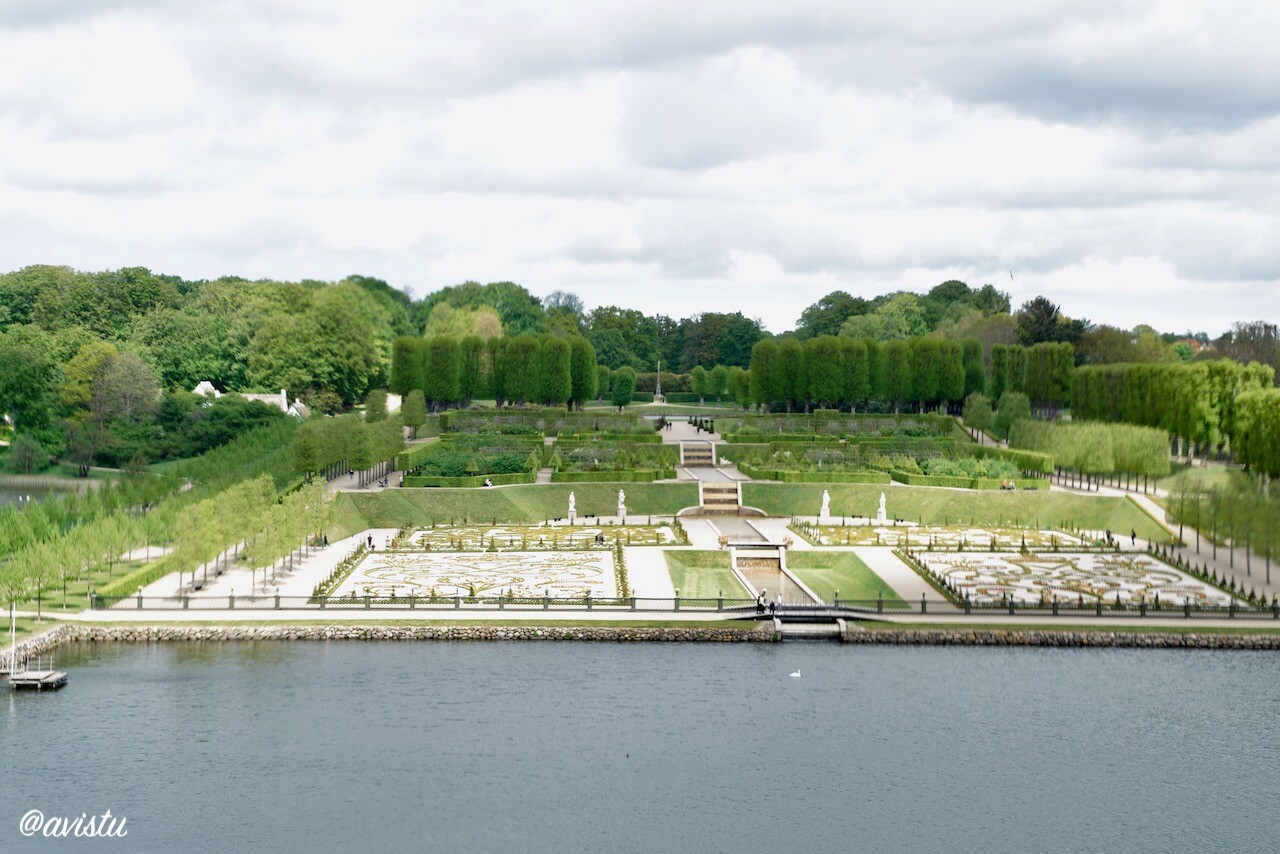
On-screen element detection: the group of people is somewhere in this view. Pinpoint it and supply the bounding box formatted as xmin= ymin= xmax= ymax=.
xmin=1103 ymin=529 xmax=1140 ymax=548
xmin=998 ymin=480 xmax=1018 ymax=491
xmin=755 ymin=590 xmax=782 ymax=616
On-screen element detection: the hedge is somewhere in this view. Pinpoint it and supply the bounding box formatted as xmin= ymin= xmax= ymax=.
xmin=736 ymin=463 xmax=891 ymax=484
xmin=98 ymin=555 xmax=175 ymax=597
xmin=549 ymin=469 xmax=676 ymax=483
xmin=888 ymin=471 xmax=1049 ymax=490
xmin=723 ymin=433 xmax=842 ymax=443
xmin=557 ymin=431 xmax=662 ymax=443
xmin=401 ymin=472 xmax=537 ymax=488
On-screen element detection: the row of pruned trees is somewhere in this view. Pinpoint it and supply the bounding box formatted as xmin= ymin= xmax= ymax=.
xmin=990 ymin=342 xmax=1074 ymax=416
xmin=291 ymin=413 xmax=405 ymax=486
xmin=0 ymin=513 xmax=150 ymax=612
xmin=1234 ymin=388 xmax=1280 ymax=479
xmin=747 ymin=335 xmax=987 ymax=413
xmin=1166 ymin=471 xmax=1280 ymax=583
xmin=391 ymin=334 xmax=598 ymax=410
xmin=167 ymin=476 xmax=334 ymax=594
xmin=1009 ymin=420 xmax=1172 ymax=490
xmin=1070 ymin=359 xmax=1275 ymax=464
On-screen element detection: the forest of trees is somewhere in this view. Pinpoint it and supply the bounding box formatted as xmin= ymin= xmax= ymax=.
xmin=1 ymin=263 xmax=1276 ymax=476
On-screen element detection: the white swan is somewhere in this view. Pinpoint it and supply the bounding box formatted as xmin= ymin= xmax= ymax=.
xmin=789 ymin=669 xmax=801 ymax=678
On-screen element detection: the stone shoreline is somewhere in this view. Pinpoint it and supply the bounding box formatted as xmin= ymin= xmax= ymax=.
xmin=5 ymin=623 xmax=1280 ymax=665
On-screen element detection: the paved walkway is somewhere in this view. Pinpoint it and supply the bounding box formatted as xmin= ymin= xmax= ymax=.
xmin=851 ymin=547 xmax=934 ymax=602
xmin=625 ymin=548 xmax=677 ymax=599
xmin=680 ymin=519 xmax=723 ymax=549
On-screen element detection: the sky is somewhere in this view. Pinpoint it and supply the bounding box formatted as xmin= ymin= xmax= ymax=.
xmin=2 ymin=1 xmax=1278 ymax=335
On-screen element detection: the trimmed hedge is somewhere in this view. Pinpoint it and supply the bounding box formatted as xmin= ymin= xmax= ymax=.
xmin=98 ymin=555 xmax=175 ymax=597
xmin=558 ymin=431 xmax=662 ymax=443
xmin=549 ymin=469 xmax=676 ymax=483
xmin=736 ymin=463 xmax=891 ymax=484
xmin=888 ymin=471 xmax=1048 ymax=490
xmin=401 ymin=472 xmax=537 ymax=488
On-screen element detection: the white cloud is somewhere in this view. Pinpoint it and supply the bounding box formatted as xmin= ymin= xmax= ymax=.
xmin=0 ymin=0 xmax=1278 ymax=335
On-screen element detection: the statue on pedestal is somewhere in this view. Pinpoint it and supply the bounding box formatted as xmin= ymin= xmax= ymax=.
xmin=876 ymin=492 xmax=888 ymax=523
xmin=568 ymin=491 xmax=576 ymax=522
xmin=617 ymin=489 xmax=627 ymax=520
xmin=819 ymin=489 xmax=831 ymax=522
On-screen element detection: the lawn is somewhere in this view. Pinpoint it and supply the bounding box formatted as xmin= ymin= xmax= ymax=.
xmin=743 ymin=483 xmax=1169 ymax=541
xmin=333 ymin=483 xmax=699 ymax=538
xmin=1157 ymin=464 xmax=1241 ymax=493
xmin=16 ymin=558 xmax=153 ymax=614
xmin=785 ymin=551 xmax=903 ymax=604
xmin=663 ymin=550 xmax=750 ymax=600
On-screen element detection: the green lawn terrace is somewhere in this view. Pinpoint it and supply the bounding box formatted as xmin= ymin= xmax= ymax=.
xmin=915 ymin=551 xmax=1237 ymax=607
xmin=332 ymin=484 xmax=699 ymax=536
xmin=790 ymin=522 xmax=1088 ymax=550
xmin=409 ymin=522 xmax=684 ymax=551
xmin=742 ymin=483 xmax=1169 ymax=542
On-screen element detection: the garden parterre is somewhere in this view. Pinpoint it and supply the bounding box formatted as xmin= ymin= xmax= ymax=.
xmin=332 ymin=549 xmax=618 ymax=599
xmin=922 ymin=551 xmax=1235 ymax=606
xmin=411 ymin=524 xmax=679 ymax=550
xmin=792 ymin=523 xmax=1085 ymax=549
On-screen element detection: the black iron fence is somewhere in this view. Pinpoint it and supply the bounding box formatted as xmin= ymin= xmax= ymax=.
xmin=88 ymin=592 xmax=1280 ymax=620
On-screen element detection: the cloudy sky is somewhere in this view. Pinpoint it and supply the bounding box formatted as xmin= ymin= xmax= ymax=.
xmin=2 ymin=0 xmax=1278 ymax=334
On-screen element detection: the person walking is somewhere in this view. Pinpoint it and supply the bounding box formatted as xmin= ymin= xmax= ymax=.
xmin=1130 ymin=529 xmax=1137 ymax=547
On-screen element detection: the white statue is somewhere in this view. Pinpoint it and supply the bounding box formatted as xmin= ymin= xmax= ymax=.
xmin=568 ymin=491 xmax=576 ymax=521
xmin=876 ymin=492 xmax=888 ymax=523
xmin=617 ymin=489 xmax=627 ymax=519
xmin=819 ymin=489 xmax=831 ymax=521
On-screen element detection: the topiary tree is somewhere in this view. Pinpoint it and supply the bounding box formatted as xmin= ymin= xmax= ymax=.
xmin=995 ymin=391 xmax=1031 ymax=441
xmin=611 ymin=367 xmax=636 ymax=411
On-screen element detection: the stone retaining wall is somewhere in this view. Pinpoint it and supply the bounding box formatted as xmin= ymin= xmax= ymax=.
xmin=5 ymin=623 xmax=1280 ymax=661
xmin=844 ymin=628 xmax=1280 ymax=649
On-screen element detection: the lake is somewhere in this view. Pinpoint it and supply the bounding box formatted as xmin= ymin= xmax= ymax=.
xmin=3 ymin=641 xmax=1278 ymax=852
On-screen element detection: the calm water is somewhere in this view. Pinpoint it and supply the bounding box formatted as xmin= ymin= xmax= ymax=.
xmin=0 ymin=487 xmax=57 ymax=508
xmin=3 ymin=641 xmax=1279 ymax=853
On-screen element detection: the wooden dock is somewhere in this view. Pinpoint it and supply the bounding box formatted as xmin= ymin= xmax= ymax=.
xmin=9 ymin=670 xmax=68 ymax=691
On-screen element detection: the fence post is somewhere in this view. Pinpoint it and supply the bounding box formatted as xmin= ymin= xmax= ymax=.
xmin=275 ymin=594 xmax=281 ymax=610
xmin=182 ymin=594 xmax=189 ymax=610
xmin=90 ymin=593 xmax=100 ymax=610
xmin=1273 ymin=601 xmax=1279 ymax=621
xmin=1095 ymin=599 xmax=1102 ymax=616
xmin=1008 ymin=599 xmax=1015 ymax=616
xmin=877 ymin=592 xmax=883 ymax=614
xmin=717 ymin=591 xmax=723 ymax=612
xmin=921 ymin=593 xmax=926 ymax=615
xmin=543 ymin=593 xmax=549 ymax=611
xmin=1229 ymin=600 xmax=1236 ymax=619
xmin=1184 ymin=601 xmax=1191 ymax=619
xmin=454 ymin=595 xmax=461 ymax=610
xmin=409 ymin=594 xmax=416 ymax=610
xmin=136 ymin=593 xmax=143 ymax=610
xmin=630 ymin=596 xmax=636 ymax=612
xmin=229 ymin=593 xmax=235 ymax=610
xmin=675 ymin=590 xmax=681 ymax=612
xmin=964 ymin=596 xmax=971 ymax=615
xmin=364 ymin=595 xmax=371 ymax=610
xmin=1139 ymin=601 xmax=1146 ymax=618
xmin=1052 ymin=599 xmax=1058 ymax=616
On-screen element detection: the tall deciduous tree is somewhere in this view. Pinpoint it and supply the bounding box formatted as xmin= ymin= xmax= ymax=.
xmin=568 ymin=336 xmax=597 ymax=409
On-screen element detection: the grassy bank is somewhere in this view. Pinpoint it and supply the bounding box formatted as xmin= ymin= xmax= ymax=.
xmin=332 ymin=483 xmax=698 ymax=538
xmin=663 ymin=551 xmax=749 ymax=600
xmin=786 ymin=552 xmax=902 ymax=603
xmin=743 ymin=483 xmax=1168 ymax=540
